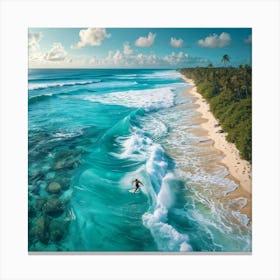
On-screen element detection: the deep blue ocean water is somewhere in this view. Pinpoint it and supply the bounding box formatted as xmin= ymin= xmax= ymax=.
xmin=28 ymin=69 xmax=251 ymax=252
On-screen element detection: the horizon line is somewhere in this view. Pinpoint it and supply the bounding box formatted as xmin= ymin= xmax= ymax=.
xmin=28 ymin=65 xmax=251 ymax=70
xmin=28 ymin=67 xmax=176 ymax=70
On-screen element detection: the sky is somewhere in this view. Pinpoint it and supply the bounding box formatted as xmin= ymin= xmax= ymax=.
xmin=28 ymin=28 xmax=252 ymax=69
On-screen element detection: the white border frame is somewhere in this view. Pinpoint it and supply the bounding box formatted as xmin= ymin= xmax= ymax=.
xmin=1 ymin=0 xmax=279 ymax=279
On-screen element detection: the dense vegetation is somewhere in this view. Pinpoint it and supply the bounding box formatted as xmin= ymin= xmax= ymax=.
xmin=180 ymin=65 xmax=252 ymax=162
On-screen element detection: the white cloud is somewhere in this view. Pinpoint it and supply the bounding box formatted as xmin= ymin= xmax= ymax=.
xmin=244 ymin=34 xmax=252 ymax=44
xmin=87 ymin=50 xmax=160 ymax=67
xmin=170 ymin=37 xmax=183 ymax=48
xmin=123 ymin=42 xmax=133 ymax=55
xmin=84 ymin=49 xmax=210 ymax=68
xmin=44 ymin=42 xmax=68 ymax=61
xmin=198 ymin=32 xmax=231 ymax=48
xmin=136 ymin=53 xmax=160 ymax=65
xmin=163 ymin=51 xmax=189 ymax=65
xmin=29 ymin=40 xmax=208 ymax=68
xmin=111 ymin=50 xmax=123 ymax=64
xmin=29 ymin=51 xmax=44 ymax=63
xmin=28 ymin=32 xmax=43 ymax=51
xmin=29 ymin=42 xmax=70 ymax=67
xmin=135 ymin=32 xmax=156 ymax=47
xmin=102 ymin=50 xmax=124 ymax=65
xmin=147 ymin=54 xmax=159 ymax=65
xmin=72 ymin=28 xmax=111 ymax=49
xmin=89 ymin=56 xmax=98 ymax=65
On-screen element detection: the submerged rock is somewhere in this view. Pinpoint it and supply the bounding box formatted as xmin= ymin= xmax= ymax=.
xmin=56 ymin=150 xmax=72 ymax=159
xmin=37 ymin=180 xmax=47 ymax=189
xmin=53 ymin=150 xmax=82 ymax=171
xmin=53 ymin=158 xmax=78 ymax=170
xmin=29 ymin=171 xmax=44 ymax=182
xmin=28 ymin=205 xmax=36 ymax=218
xmin=46 ymin=172 xmax=56 ymax=180
xmin=72 ymin=148 xmax=85 ymax=157
xmin=54 ymin=160 xmax=65 ymax=170
xmin=29 ymin=184 xmax=41 ymax=196
xmin=60 ymin=177 xmax=70 ymax=190
xmin=49 ymin=219 xmax=69 ymax=242
xmin=32 ymin=215 xmax=50 ymax=244
xmin=64 ymin=157 xmax=80 ymax=170
xmin=37 ymin=146 xmax=53 ymax=156
xmin=46 ymin=182 xmax=62 ymax=194
xmin=43 ymin=196 xmax=65 ymax=217
xmin=53 ymin=170 xmax=71 ymax=190
xmin=35 ymin=197 xmax=47 ymax=211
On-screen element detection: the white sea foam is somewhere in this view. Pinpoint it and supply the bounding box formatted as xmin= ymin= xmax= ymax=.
xmin=115 ymin=129 xmax=152 ymax=160
xmin=83 ymin=87 xmax=176 ymax=112
xmin=52 ymin=131 xmax=83 ymax=139
xmin=137 ymin=91 xmax=251 ymax=250
xmin=142 ymin=173 xmax=192 ymax=252
xmin=113 ymin=74 xmax=138 ymax=79
xmin=145 ymin=144 xmax=168 ymax=194
xmin=232 ymin=211 xmax=250 ymax=227
xmin=116 ymin=123 xmax=192 ymax=251
xmin=28 ymin=80 xmax=101 ymax=90
xmin=28 ymin=92 xmax=56 ymax=102
xmin=144 ymin=117 xmax=168 ymax=139
xmin=50 ymin=128 xmax=84 ymax=141
xmin=87 ymin=80 xmax=138 ymax=89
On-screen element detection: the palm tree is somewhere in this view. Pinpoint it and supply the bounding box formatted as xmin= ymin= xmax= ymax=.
xmin=221 ymin=54 xmax=230 ymax=66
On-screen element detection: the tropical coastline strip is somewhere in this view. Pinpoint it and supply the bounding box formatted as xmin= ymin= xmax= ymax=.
xmin=182 ymin=75 xmax=252 ymax=220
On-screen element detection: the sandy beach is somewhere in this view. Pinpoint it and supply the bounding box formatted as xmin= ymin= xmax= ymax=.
xmin=182 ymin=76 xmax=252 ymax=220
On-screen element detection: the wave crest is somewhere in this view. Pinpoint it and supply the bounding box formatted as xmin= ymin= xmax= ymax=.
xmin=28 ymin=80 xmax=101 ymax=90
xmin=114 ymin=115 xmax=192 ymax=251
xmin=83 ymin=87 xmax=176 ymax=112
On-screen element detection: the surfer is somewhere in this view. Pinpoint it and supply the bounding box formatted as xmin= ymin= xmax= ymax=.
xmin=132 ymin=179 xmax=143 ymax=193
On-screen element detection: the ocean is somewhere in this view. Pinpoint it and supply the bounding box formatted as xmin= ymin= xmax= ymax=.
xmin=28 ymin=69 xmax=251 ymax=252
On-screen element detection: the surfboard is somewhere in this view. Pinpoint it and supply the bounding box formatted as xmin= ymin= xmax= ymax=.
xmin=129 ymin=189 xmax=140 ymax=193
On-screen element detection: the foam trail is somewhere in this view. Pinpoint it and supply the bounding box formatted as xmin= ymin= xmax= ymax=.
xmin=142 ymin=174 xmax=192 ymax=252
xmin=115 ymin=119 xmax=192 ymax=251
xmin=83 ymin=87 xmax=176 ymax=112
xmin=28 ymin=80 xmax=101 ymax=90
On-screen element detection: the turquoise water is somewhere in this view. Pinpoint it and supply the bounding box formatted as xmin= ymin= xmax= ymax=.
xmin=28 ymin=69 xmax=251 ymax=252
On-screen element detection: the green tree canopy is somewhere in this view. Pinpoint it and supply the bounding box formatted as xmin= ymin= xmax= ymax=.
xmin=180 ymin=66 xmax=252 ymax=162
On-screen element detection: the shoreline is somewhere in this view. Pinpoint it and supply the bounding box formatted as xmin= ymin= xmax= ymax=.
xmin=181 ymin=76 xmax=252 ymax=221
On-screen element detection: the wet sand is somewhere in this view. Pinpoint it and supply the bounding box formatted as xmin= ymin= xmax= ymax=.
xmin=182 ymin=76 xmax=252 ymax=221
